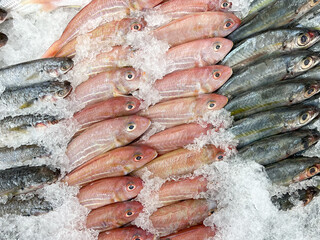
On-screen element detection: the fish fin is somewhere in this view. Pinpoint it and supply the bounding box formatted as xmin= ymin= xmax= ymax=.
xmin=42 ymin=40 xmax=62 ymax=58
xmin=19 ymin=100 xmax=36 ymax=109
xmin=26 ymin=72 xmax=39 ymax=81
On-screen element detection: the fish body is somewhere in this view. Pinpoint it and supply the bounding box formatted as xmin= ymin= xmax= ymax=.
xmin=135 ymin=123 xmax=212 ymax=154
xmin=154 ymin=66 xmax=232 ymax=101
xmin=139 ymin=94 xmax=228 ymax=129
xmin=0 ymin=58 xmax=73 ymax=89
xmin=66 ymin=115 xmax=151 ymax=170
xmin=237 ymin=130 xmax=320 ymax=166
xmin=298 ymin=65 xmax=320 ymax=79
xmin=158 ymin=176 xmax=208 ymax=206
xmin=231 ymin=105 xmax=319 ymax=148
xmin=225 ymin=79 xmax=320 ymax=120
xmin=77 ymin=176 xmax=143 ymax=209
xmin=296 ymin=8 xmax=320 ymax=30
xmin=241 ymin=0 xmax=277 ymax=24
xmin=131 ymin=145 xmax=224 ymax=179
xmin=98 ymin=226 xmax=155 ymax=240
xmin=160 ymin=225 xmax=216 ymax=240
xmin=0 ymin=32 xmax=7 ymax=48
xmin=74 ymin=96 xmax=141 ymax=135
xmin=64 ymin=145 xmax=157 ymax=186
xmin=165 ymin=38 xmax=233 ymax=74
xmin=0 ymin=194 xmax=53 ymax=217
xmin=222 ymin=29 xmax=320 ymax=71
xmin=0 ymin=165 xmax=59 ymax=198
xmin=150 ymin=199 xmax=216 ymax=236
xmin=153 ymin=12 xmax=240 ymax=47
xmin=86 ymin=201 xmax=143 ymax=232
xmin=218 ymin=52 xmax=320 ymax=98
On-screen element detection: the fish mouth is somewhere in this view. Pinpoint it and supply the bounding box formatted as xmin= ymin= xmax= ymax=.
xmin=61 ymin=82 xmax=73 ymax=98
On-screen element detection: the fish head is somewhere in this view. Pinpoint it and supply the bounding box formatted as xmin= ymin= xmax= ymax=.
xmin=206 ymin=145 xmax=226 ymax=161
xmin=217 ymin=12 xmax=241 ymax=36
xmin=194 ymin=94 xmax=228 ymax=116
xmin=202 ymin=38 xmax=233 ymax=63
xmin=206 ymin=65 xmax=233 ymax=91
xmin=37 ymin=166 xmax=60 ymax=184
xmin=286 ymin=105 xmax=319 ymax=129
xmin=0 ymin=32 xmax=8 ymax=48
xmin=117 ymin=68 xmax=144 ymax=94
xmin=129 ymin=18 xmax=147 ymax=33
xmin=301 ymin=129 xmax=320 ymax=149
xmin=44 ymin=58 xmax=74 ymax=78
xmin=130 ymin=145 xmax=157 ymax=167
xmin=53 ymin=81 xmax=73 ymax=99
xmin=117 ymin=201 xmax=143 ymax=224
xmin=291 ymin=158 xmax=320 ymax=183
xmin=120 ymin=115 xmax=151 ymax=140
xmin=285 ymin=30 xmax=320 ymax=51
xmin=288 ymin=53 xmax=320 ymax=77
xmin=122 ymin=176 xmax=143 ymax=198
xmin=213 ymin=0 xmax=233 ymax=11
xmin=302 ymin=80 xmax=320 ymax=100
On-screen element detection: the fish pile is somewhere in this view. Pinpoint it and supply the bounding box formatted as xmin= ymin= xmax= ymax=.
xmin=0 ymin=0 xmax=320 ymax=239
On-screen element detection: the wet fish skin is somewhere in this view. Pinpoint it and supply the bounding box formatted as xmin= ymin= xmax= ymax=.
xmin=64 ymin=145 xmax=157 ymax=186
xmin=77 ymin=176 xmax=143 ymax=209
xmin=153 ymin=12 xmax=240 ymax=47
xmin=131 ymin=145 xmax=224 ymax=179
xmin=222 ymin=29 xmax=320 ymax=71
xmin=266 ymin=157 xmax=320 ymax=186
xmin=297 ymin=65 xmax=320 ymax=80
xmin=0 ymin=8 xmax=7 ymax=23
xmin=0 ymin=58 xmax=73 ymax=88
xmin=225 ymin=79 xmax=320 ymax=120
xmin=218 ymin=52 xmax=320 ymax=98
xmin=310 ymin=41 xmax=320 ymax=52
xmin=159 ymin=224 xmax=216 ymax=240
xmin=0 ymin=165 xmax=60 ymax=198
xmin=74 ymin=96 xmax=141 ymax=135
xmin=86 ymin=201 xmax=143 ymax=232
xmin=0 ymin=81 xmax=72 ymax=110
xmin=231 ymin=105 xmax=319 ymax=148
xmin=0 ymin=32 xmax=8 ymax=48
xmin=241 ymin=0 xmax=277 ymax=24
xmin=150 ymin=199 xmax=216 ymax=236
xmin=98 ymin=226 xmax=155 ymax=240
xmin=67 ymin=115 xmax=151 ymax=170
xmin=0 ymin=194 xmax=53 ymax=217
xmin=238 ymin=130 xmax=320 ymax=166
xmin=295 ymin=8 xmax=320 ymax=30
xmin=139 ymin=94 xmax=228 ymax=129
xmin=154 ymin=66 xmax=232 ymax=101
xmin=229 ymin=0 xmax=320 ymax=42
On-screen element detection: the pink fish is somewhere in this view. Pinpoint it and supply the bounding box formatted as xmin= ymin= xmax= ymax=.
xmin=165 ymin=38 xmax=233 ymax=74
xmin=77 ymin=176 xmax=143 ymax=209
xmin=154 ymin=66 xmax=232 ymax=101
xmin=74 ymin=96 xmax=141 ymax=134
xmin=158 ymin=176 xmax=208 ymax=206
xmin=135 ymin=123 xmax=213 ymax=154
xmin=66 ymin=115 xmax=151 ymax=170
xmin=64 ymin=145 xmax=157 ymax=186
xmin=160 ymin=225 xmax=216 ymax=240
xmin=150 ymin=199 xmax=216 ymax=235
xmin=153 ymin=12 xmax=240 ymax=47
xmin=138 ymin=94 xmax=228 ymax=129
xmin=74 ymin=67 xmax=143 ymax=108
xmin=131 ymin=145 xmax=224 ymax=179
xmin=98 ymin=226 xmax=155 ymax=240
xmin=86 ymin=201 xmax=143 ymax=232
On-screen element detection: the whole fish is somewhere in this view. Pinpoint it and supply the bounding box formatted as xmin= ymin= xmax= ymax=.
xmin=237 ymin=130 xmax=320 ymax=166
xmin=295 ymin=8 xmax=320 ymax=30
xmin=231 ymin=105 xmax=319 ymax=148
xmin=266 ymin=157 xmax=320 ymax=186
xmin=0 ymin=8 xmax=7 ymax=23
xmin=222 ymin=30 xmax=320 ymax=71
xmin=64 ymin=145 xmax=157 ymax=186
xmin=66 ymin=115 xmax=151 ymax=170
xmin=298 ymin=65 xmax=320 ymax=79
xmin=165 ymin=38 xmax=233 ymax=74
xmin=152 ymin=0 xmax=232 ymax=19
xmin=138 ymin=94 xmax=228 ymax=129
xmin=0 ymin=165 xmax=59 ymax=198
xmin=86 ymin=201 xmax=143 ymax=232
xmin=154 ymin=66 xmax=232 ymax=101
xmin=0 ymin=58 xmax=73 ymax=89
xmin=241 ymin=0 xmax=277 ymax=24
xmin=0 ymin=32 xmax=8 ymax=48
xmin=74 ymin=68 xmax=143 ymax=108
xmin=228 ymin=0 xmax=320 ymax=42
xmin=98 ymin=226 xmax=155 ymax=240
xmin=152 ymin=12 xmax=240 ymax=47
xmin=160 ymin=225 xmax=216 ymax=240
xmin=131 ymin=145 xmax=224 ymax=179
xmin=77 ymin=176 xmax=143 ymax=209
xmin=42 ymin=0 xmax=163 ymax=58
xmin=55 ymin=18 xmax=147 ymax=58
xmin=150 ymin=199 xmax=216 ymax=236
xmin=225 ymin=80 xmax=320 ymax=120
xmin=135 ymin=123 xmax=213 ymax=154
xmin=158 ymin=176 xmax=208 ymax=206
xmin=0 ymin=81 xmax=72 ymax=111
xmin=0 ymin=194 xmax=53 ymax=217
xmin=218 ymin=52 xmax=320 ymax=98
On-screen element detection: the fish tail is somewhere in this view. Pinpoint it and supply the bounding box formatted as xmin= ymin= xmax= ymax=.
xmin=42 ymin=40 xmax=62 ymax=58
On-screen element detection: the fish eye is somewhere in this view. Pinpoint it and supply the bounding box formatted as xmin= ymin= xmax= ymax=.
xmin=207 ymin=100 xmax=217 ymax=109
xmin=126 ymin=71 xmax=135 ymax=81
xmin=224 ymin=20 xmax=234 ymax=29
xmin=305 ymin=87 xmax=316 ymax=97
xmin=131 ymin=23 xmax=143 ymax=31
xmin=301 ymin=57 xmax=314 ymax=69
xmin=132 ymin=236 xmax=142 ymax=240
xmin=57 ymin=90 xmax=67 ymax=97
xmin=221 ymin=1 xmax=231 ymax=9
xmin=299 ymin=112 xmax=311 ymax=124
xmin=213 ymin=70 xmax=221 ymax=79
xmin=308 ymin=166 xmax=319 ymax=177
xmin=127 ymin=183 xmax=136 ymax=191
xmin=127 ymin=122 xmax=136 ymax=131
xmin=213 ymin=42 xmax=222 ymax=51
xmin=134 ymin=154 xmax=143 ymax=162
xmin=60 ymin=64 xmax=70 ymax=71
xmin=216 ymin=152 xmax=224 ymax=161
xmin=298 ymin=34 xmax=310 ymax=46
xmin=125 ymin=210 xmax=134 ymax=217
xmin=126 ymin=102 xmax=136 ymax=111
